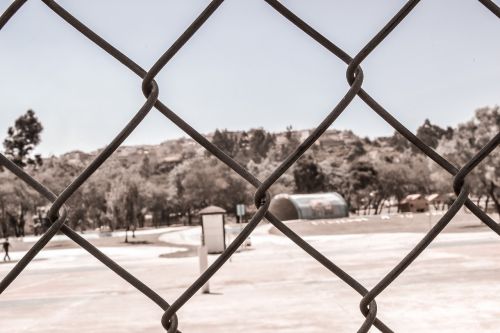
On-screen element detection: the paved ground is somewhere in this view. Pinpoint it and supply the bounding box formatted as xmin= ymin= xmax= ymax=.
xmin=1 ymin=211 xmax=499 ymax=332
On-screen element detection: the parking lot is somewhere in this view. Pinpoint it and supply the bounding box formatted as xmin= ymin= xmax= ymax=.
xmin=1 ymin=211 xmax=499 ymax=332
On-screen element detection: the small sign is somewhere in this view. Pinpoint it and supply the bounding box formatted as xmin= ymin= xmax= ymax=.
xmin=236 ymin=204 xmax=246 ymax=217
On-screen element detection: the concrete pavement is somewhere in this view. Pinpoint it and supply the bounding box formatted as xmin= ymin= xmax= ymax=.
xmin=1 ymin=224 xmax=499 ymax=332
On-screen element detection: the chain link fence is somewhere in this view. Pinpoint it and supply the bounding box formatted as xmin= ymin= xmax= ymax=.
xmin=1 ymin=0 xmax=499 ymax=332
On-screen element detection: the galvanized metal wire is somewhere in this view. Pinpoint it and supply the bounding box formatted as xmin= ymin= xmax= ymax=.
xmin=1 ymin=1 xmax=499 ymax=332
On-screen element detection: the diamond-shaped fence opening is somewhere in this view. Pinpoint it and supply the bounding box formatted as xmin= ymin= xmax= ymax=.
xmin=0 ymin=1 xmax=499 ymax=332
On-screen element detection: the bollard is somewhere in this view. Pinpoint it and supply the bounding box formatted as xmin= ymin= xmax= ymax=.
xmin=198 ymin=245 xmax=209 ymax=294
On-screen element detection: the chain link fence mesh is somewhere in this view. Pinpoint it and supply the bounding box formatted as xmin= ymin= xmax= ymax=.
xmin=1 ymin=0 xmax=499 ymax=332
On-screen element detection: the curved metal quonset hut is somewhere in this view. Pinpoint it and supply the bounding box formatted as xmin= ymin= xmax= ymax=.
xmin=269 ymin=192 xmax=349 ymax=221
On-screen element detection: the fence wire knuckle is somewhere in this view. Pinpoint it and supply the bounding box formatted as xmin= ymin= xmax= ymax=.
xmin=1 ymin=0 xmax=499 ymax=332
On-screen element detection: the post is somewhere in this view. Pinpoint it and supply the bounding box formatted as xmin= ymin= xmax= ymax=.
xmin=198 ymin=245 xmax=209 ymax=294
xmin=236 ymin=204 xmax=245 ymax=224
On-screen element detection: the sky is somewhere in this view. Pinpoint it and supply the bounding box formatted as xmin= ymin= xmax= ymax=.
xmin=0 ymin=0 xmax=499 ymax=156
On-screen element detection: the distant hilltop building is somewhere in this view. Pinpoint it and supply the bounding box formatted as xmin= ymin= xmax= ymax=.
xmin=269 ymin=192 xmax=349 ymax=221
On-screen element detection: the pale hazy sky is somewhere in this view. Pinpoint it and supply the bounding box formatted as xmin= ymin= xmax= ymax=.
xmin=0 ymin=0 xmax=499 ymax=156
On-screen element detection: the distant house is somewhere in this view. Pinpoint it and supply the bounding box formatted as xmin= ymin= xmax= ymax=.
xmin=399 ymin=194 xmax=429 ymax=213
xmin=425 ymin=193 xmax=445 ymax=209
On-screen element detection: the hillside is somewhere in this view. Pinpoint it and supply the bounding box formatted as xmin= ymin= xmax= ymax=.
xmin=0 ymin=106 xmax=498 ymax=236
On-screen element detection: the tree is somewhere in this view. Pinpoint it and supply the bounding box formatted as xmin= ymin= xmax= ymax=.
xmin=415 ymin=119 xmax=453 ymax=150
xmin=212 ymin=129 xmax=238 ymax=158
xmin=143 ymin=177 xmax=172 ymax=227
xmin=3 ymin=109 xmax=43 ymax=168
xmin=180 ymin=156 xmax=251 ymax=212
xmin=233 ymin=131 xmax=251 ymax=165
xmin=0 ymin=172 xmax=17 ymax=237
xmin=0 ymin=172 xmax=38 ymax=237
xmin=321 ymin=160 xmax=352 ymax=209
xmin=248 ymin=128 xmax=275 ymax=163
xmin=81 ymin=179 xmax=108 ymax=231
xmin=375 ymin=155 xmax=431 ymax=213
xmin=139 ymin=154 xmax=153 ymax=178
xmin=346 ymin=160 xmax=379 ymax=214
xmin=346 ymin=139 xmax=366 ymax=161
xmin=390 ymin=131 xmax=410 ymax=152
xmin=247 ymin=158 xmax=295 ymax=196
xmin=439 ymin=106 xmax=499 ymax=217
xmin=278 ymin=126 xmax=301 ymax=160
xmin=106 ymin=176 xmax=144 ymax=242
xmin=293 ymin=155 xmax=327 ymax=193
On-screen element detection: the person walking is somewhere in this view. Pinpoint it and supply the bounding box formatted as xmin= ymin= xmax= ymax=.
xmin=2 ymin=238 xmax=11 ymax=262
